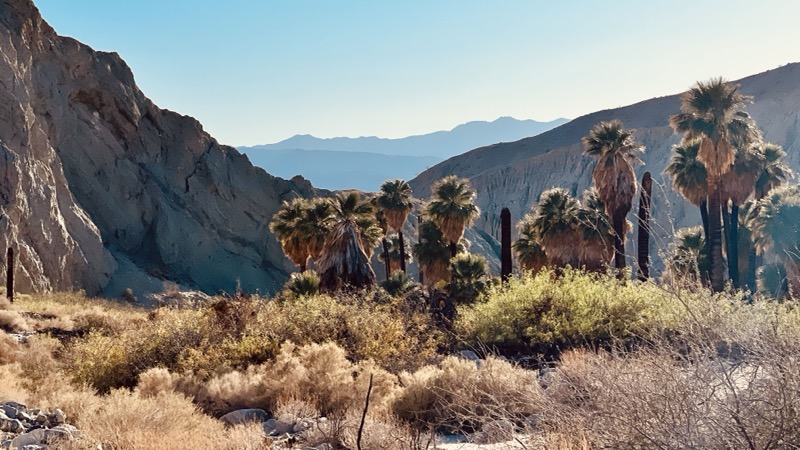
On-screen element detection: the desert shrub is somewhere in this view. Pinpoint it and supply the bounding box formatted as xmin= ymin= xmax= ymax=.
xmin=0 ymin=309 xmax=31 ymax=332
xmin=456 ymin=269 xmax=663 ymax=357
xmin=0 ymin=331 xmax=20 ymax=364
xmin=392 ymin=355 xmax=543 ymax=432
xmin=258 ymin=293 xmax=441 ymax=372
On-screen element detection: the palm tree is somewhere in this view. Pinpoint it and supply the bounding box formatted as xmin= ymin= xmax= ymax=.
xmin=576 ymin=187 xmax=616 ymax=272
xmin=665 ymin=140 xmax=709 ymax=242
xmin=749 ymin=185 xmax=800 ymax=295
xmin=513 ymin=216 xmax=547 ymax=274
xmin=670 ymin=78 xmax=761 ymax=291
xmin=582 ymin=120 xmax=644 ymax=274
xmin=719 ymin=144 xmax=764 ymax=286
xmin=446 ymin=253 xmax=491 ymax=305
xmin=531 ymin=187 xmax=582 ymax=268
xmin=269 ymin=198 xmax=310 ymax=271
xmin=424 ymin=176 xmax=480 ymax=258
xmin=374 ymin=207 xmax=391 ymax=279
xmin=413 ymin=220 xmax=452 ymax=286
xmin=375 ymin=180 xmax=415 ymax=273
xmin=316 ymin=192 xmax=378 ymax=291
xmin=300 ymin=197 xmax=335 ymax=264
xmin=668 ymin=226 xmax=709 ymax=282
xmin=746 ymin=142 xmax=794 ymax=289
xmin=378 ymin=234 xmax=412 ymax=270
xmin=754 ymin=143 xmax=793 ymax=200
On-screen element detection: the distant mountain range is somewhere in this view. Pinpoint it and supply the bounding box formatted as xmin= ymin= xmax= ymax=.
xmin=238 ymin=117 xmax=568 ymax=191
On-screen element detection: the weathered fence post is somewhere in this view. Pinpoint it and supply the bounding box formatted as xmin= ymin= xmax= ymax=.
xmin=6 ymin=247 xmax=13 ymax=303
xmin=501 ymin=208 xmax=512 ymax=283
xmin=637 ymin=172 xmax=652 ymax=281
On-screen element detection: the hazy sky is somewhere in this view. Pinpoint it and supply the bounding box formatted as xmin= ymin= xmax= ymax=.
xmin=35 ymin=1 xmax=800 ymax=146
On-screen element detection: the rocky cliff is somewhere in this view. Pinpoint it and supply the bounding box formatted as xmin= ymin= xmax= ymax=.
xmin=0 ymin=0 xmax=317 ymax=296
xmin=411 ymin=63 xmax=800 ymax=274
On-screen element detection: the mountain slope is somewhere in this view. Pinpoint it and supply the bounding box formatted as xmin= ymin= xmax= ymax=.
xmin=411 ymin=63 xmax=800 ymax=273
xmin=0 ymin=0 xmax=318 ymax=296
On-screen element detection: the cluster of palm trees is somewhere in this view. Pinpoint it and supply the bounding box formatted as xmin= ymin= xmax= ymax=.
xmin=271 ymin=78 xmax=796 ymax=299
xmin=666 ymin=78 xmax=794 ymax=294
xmin=513 ymin=120 xmax=645 ymax=277
xmin=270 ymin=176 xmax=483 ymax=293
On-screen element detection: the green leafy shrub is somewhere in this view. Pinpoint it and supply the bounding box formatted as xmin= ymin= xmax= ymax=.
xmin=455 ymin=269 xmax=662 ymax=356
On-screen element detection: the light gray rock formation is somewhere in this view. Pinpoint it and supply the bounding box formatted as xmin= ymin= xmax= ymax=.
xmin=0 ymin=0 xmax=319 ymax=296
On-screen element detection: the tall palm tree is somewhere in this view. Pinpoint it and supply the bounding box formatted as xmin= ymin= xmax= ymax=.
xmin=424 ymin=176 xmax=480 ymax=258
xmin=531 ymin=187 xmax=582 ymax=268
xmin=413 ymin=220 xmax=452 ymax=286
xmin=375 ymin=180 xmax=414 ymax=273
xmin=269 ymin=198 xmax=310 ymax=271
xmin=670 ymin=78 xmax=761 ymax=291
xmin=316 ymin=192 xmax=378 ymax=291
xmin=665 ymin=140 xmax=709 ymax=242
xmin=513 ymin=216 xmax=547 ymax=274
xmin=582 ymin=120 xmax=644 ymax=273
xmin=719 ymin=144 xmax=764 ymax=287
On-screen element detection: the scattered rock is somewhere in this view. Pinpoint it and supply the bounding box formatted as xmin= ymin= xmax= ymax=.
xmin=0 ymin=402 xmax=79 ymax=449
xmin=262 ymin=418 xmax=294 ymax=436
xmin=219 ymin=409 xmax=270 ymax=426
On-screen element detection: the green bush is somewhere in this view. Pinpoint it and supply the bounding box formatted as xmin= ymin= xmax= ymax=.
xmin=455 ymin=269 xmax=663 ymax=356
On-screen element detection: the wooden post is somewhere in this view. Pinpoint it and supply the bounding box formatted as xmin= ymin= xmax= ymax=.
xmin=637 ymin=172 xmax=652 ymax=281
xmin=501 ymin=208 xmax=512 ymax=283
xmin=6 ymin=247 xmax=13 ymax=303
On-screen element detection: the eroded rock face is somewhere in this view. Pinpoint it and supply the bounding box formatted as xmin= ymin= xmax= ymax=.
xmin=0 ymin=0 xmax=316 ymax=295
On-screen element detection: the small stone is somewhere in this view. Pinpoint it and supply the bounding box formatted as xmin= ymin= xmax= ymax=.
xmin=459 ymin=350 xmax=482 ymax=361
xmin=33 ymin=413 xmax=47 ymax=425
xmin=21 ymin=445 xmax=44 ymax=450
xmin=45 ymin=427 xmax=73 ymax=443
xmin=292 ymin=419 xmax=313 ymax=433
xmin=219 ymin=409 xmax=269 ymax=426
xmin=0 ymin=419 xmax=24 ymax=434
xmin=51 ymin=409 xmax=66 ymax=425
xmin=9 ymin=429 xmax=46 ymax=449
xmin=262 ymin=418 xmax=293 ymax=436
xmin=52 ymin=424 xmax=80 ymax=439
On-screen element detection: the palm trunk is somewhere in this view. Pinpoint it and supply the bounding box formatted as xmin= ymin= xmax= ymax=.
xmin=612 ymin=210 xmax=627 ymax=277
xmin=636 ymin=172 xmax=652 ymax=281
xmin=501 ymin=208 xmax=512 ymax=282
xmin=449 ymin=242 xmax=457 ymax=259
xmin=398 ymin=231 xmax=407 ymax=273
xmin=707 ymin=186 xmax=725 ymax=292
xmin=747 ymin=248 xmax=758 ymax=292
xmin=382 ymin=238 xmax=391 ymax=279
xmin=729 ymin=203 xmax=740 ymax=288
xmin=700 ymin=198 xmax=710 ymax=246
xmin=300 ymin=262 xmax=307 ymax=273
xmin=417 ymin=216 xmax=424 ymax=285
xmin=721 ymin=199 xmax=733 ymax=285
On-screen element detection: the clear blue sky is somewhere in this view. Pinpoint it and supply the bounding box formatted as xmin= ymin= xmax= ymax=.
xmin=35 ymin=0 xmax=800 ymax=146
